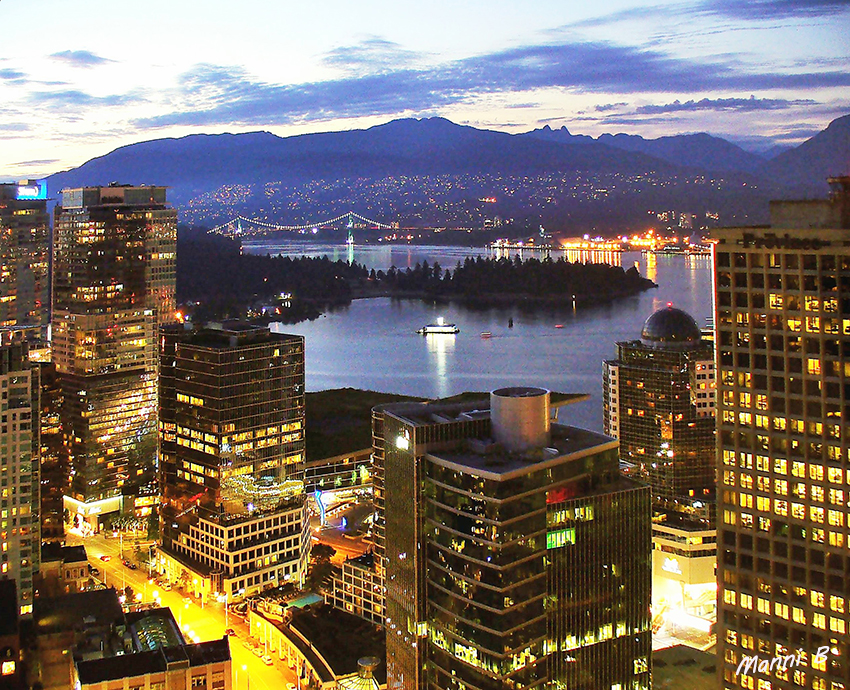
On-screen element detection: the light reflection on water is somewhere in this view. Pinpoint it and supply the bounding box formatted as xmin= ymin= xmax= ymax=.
xmin=261 ymin=243 xmax=712 ymax=432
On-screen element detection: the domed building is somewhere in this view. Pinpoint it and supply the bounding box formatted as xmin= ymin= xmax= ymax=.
xmin=603 ymin=305 xmax=717 ymax=620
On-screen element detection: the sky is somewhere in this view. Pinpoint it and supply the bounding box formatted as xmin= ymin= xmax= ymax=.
xmin=1 ymin=0 xmax=848 ymax=180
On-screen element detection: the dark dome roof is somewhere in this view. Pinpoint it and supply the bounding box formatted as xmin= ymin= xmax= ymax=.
xmin=641 ymin=306 xmax=702 ymax=348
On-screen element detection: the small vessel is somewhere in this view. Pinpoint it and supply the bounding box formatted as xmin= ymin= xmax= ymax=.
xmin=417 ymin=316 xmax=459 ymax=335
xmin=508 ymin=317 xmax=514 ymax=328
xmin=480 ymin=331 xmax=492 ymax=339
xmin=555 ymin=324 xmax=564 ymax=329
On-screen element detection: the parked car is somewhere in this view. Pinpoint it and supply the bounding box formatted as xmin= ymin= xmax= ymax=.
xmin=224 ymin=628 xmax=236 ymax=637
xmin=253 ymin=646 xmax=264 ymax=658
xmin=161 ymin=582 xmax=172 ymax=591
xmin=100 ymin=555 xmax=111 ymax=562
xmin=242 ymin=640 xmax=253 ymax=650
xmin=89 ymin=566 xmax=100 ymax=576
xmin=261 ymin=655 xmax=273 ymax=666
xmin=287 ymin=684 xmax=297 ymax=690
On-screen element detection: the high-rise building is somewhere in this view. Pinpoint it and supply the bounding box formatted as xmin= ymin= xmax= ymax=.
xmin=716 ymin=177 xmax=850 ymax=689
xmin=0 ymin=181 xmax=50 ymax=333
xmin=157 ymin=324 xmax=310 ymax=601
xmin=53 ymin=185 xmax=176 ymax=516
xmin=380 ymin=388 xmax=651 ymax=690
xmin=0 ymin=341 xmax=40 ymax=617
xmin=604 ymin=306 xmax=718 ymax=618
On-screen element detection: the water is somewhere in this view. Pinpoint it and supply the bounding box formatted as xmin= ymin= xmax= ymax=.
xmin=257 ymin=242 xmax=713 ymax=432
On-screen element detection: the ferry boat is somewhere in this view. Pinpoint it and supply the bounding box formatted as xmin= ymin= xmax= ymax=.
xmin=417 ymin=317 xmax=459 ymax=335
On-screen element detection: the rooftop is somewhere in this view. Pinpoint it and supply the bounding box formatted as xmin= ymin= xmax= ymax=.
xmin=653 ymin=644 xmax=716 ymax=690
xmin=76 ymin=638 xmax=230 ymax=684
xmin=428 ymin=423 xmax=616 ymax=481
xmin=125 ymin=608 xmax=184 ymax=651
xmin=640 ymin=306 xmax=703 ymax=350
xmin=34 ymin=589 xmax=125 ymax=636
xmin=41 ymin=543 xmax=88 ymax=564
xmin=289 ymin=604 xmax=386 ymax=684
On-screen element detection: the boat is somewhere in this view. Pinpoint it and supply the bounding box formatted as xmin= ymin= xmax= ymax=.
xmin=480 ymin=332 xmax=492 ymax=339
xmin=555 ymin=324 xmax=564 ymax=329
xmin=417 ymin=317 xmax=459 ymax=335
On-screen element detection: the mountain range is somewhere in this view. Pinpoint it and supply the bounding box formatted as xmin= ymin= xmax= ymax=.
xmin=46 ymin=114 xmax=850 ymax=234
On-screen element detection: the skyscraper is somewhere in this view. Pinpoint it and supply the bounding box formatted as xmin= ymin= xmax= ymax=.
xmin=53 ymin=185 xmax=176 ymax=517
xmin=157 ymin=324 xmax=310 ymax=600
xmin=0 ymin=340 xmax=40 ymax=617
xmin=381 ymin=388 xmax=651 ymax=690
xmin=0 ymin=181 xmax=50 ymax=332
xmin=716 ymin=177 xmax=850 ymax=689
xmin=604 ymin=307 xmax=718 ymax=618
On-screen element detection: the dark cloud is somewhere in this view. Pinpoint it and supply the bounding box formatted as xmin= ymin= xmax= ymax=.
xmin=132 ymin=39 xmax=848 ymax=129
xmin=323 ymin=38 xmax=422 ymax=74
xmin=50 ymin=50 xmax=115 ymax=68
xmin=635 ymin=96 xmax=817 ymax=114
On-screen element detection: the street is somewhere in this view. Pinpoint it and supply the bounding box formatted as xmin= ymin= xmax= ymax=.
xmin=65 ymin=532 xmax=299 ymax=690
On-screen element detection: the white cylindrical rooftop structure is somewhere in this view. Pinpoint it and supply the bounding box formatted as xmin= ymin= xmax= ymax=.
xmin=490 ymin=387 xmax=550 ymax=453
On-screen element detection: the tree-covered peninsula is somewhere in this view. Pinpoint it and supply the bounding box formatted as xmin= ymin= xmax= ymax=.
xmin=177 ymin=228 xmax=656 ymax=322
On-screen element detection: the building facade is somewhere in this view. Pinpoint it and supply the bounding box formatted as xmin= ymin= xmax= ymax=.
xmin=381 ymin=388 xmax=651 ymax=690
xmin=53 ymin=185 xmax=176 ymax=512
xmin=604 ymin=306 xmax=718 ymax=619
xmin=0 ymin=181 xmax=50 ymax=333
xmin=0 ymin=341 xmax=40 ymax=616
xmin=716 ymin=177 xmax=850 ymax=690
xmin=157 ymin=324 xmax=310 ymax=600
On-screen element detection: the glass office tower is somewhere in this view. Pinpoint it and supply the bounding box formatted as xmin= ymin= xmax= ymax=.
xmin=716 ymin=177 xmax=850 ymax=690
xmin=53 ymin=185 xmax=176 ymax=514
xmin=382 ymin=388 xmax=651 ymax=690
xmin=0 ymin=182 xmax=49 ymax=332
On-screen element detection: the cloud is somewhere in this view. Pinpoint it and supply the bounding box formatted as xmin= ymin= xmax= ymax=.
xmin=700 ymin=0 xmax=850 ymax=20
xmin=10 ymin=158 xmax=59 ymax=166
xmin=0 ymin=123 xmax=31 ymax=132
xmin=132 ymin=39 xmax=849 ymax=130
xmin=50 ymin=50 xmax=115 ymax=68
xmin=0 ymin=68 xmax=27 ymax=84
xmin=634 ymin=96 xmax=818 ymax=114
xmin=27 ymin=89 xmax=134 ymax=107
xmin=595 ymin=102 xmax=628 ymax=112
xmin=323 ymin=38 xmax=423 ymax=75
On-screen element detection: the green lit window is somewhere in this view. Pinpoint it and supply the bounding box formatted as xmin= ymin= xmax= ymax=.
xmin=547 ymin=528 xmax=575 ymax=549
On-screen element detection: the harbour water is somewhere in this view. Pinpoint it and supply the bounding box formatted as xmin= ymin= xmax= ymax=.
xmin=252 ymin=241 xmax=714 ymax=432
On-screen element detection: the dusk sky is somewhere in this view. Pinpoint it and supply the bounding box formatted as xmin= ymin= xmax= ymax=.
xmin=1 ymin=0 xmax=848 ymax=180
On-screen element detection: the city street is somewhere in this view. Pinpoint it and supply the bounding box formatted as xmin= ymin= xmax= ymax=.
xmin=66 ymin=532 xmax=300 ymax=690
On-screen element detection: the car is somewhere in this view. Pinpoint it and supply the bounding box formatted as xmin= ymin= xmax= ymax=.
xmin=252 ymin=646 xmax=264 ymax=658
xmin=161 ymin=582 xmax=172 ymax=591
xmin=287 ymin=684 xmax=297 ymax=690
xmin=89 ymin=567 xmax=100 ymax=577
xmin=261 ymin=655 xmax=273 ymax=666
xmin=242 ymin=640 xmax=253 ymax=650
xmin=100 ymin=555 xmax=111 ymax=562
xmin=224 ymin=628 xmax=236 ymax=637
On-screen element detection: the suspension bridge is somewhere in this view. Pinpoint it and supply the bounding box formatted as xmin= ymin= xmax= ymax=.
xmin=210 ymin=211 xmax=396 ymax=238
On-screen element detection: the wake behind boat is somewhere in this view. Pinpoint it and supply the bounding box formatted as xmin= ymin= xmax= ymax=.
xmin=417 ymin=316 xmax=459 ymax=335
